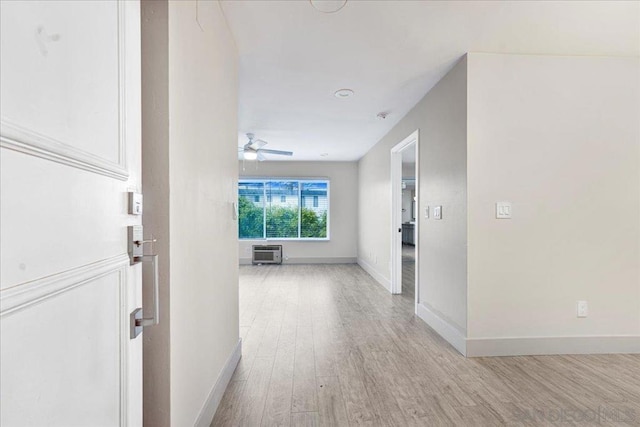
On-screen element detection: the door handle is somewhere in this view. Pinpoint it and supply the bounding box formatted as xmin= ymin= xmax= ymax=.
xmin=134 ymin=238 xmax=157 ymax=246
xmin=130 ymin=254 xmax=159 ymax=339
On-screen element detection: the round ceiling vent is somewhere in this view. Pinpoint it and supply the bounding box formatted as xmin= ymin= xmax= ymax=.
xmin=334 ymin=88 xmax=354 ymax=99
xmin=310 ymin=0 xmax=347 ymax=14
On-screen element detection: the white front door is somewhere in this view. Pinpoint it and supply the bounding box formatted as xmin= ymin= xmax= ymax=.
xmin=1 ymin=1 xmax=143 ymax=425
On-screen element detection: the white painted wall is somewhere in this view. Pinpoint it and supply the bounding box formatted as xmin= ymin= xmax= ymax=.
xmin=238 ymin=161 xmax=358 ymax=264
xmin=142 ymin=1 xmax=239 ymax=425
xmin=466 ymin=54 xmax=640 ymax=344
xmin=358 ymin=57 xmax=468 ymax=334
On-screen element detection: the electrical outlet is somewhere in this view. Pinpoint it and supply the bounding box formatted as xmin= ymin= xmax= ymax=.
xmin=577 ymin=300 xmax=588 ymax=318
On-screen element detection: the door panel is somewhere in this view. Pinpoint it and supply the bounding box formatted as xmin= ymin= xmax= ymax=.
xmin=0 ymin=0 xmax=122 ymax=165
xmin=1 ymin=268 xmax=125 ymax=426
xmin=0 ymin=1 xmax=142 ymax=425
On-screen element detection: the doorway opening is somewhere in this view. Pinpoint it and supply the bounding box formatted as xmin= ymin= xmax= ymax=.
xmin=390 ymin=130 xmax=419 ymax=313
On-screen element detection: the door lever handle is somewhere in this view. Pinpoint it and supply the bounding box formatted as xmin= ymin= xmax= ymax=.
xmin=130 ymin=254 xmax=159 ymax=339
xmin=134 ymin=238 xmax=157 ymax=246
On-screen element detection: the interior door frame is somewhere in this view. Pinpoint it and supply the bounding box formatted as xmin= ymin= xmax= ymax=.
xmin=390 ymin=130 xmax=419 ymax=313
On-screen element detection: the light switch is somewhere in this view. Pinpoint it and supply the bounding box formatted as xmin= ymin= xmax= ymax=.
xmin=496 ymin=202 xmax=511 ymax=219
xmin=433 ymin=206 xmax=442 ymax=220
xmin=424 ymin=206 xmax=429 ymax=219
xmin=128 ymin=192 xmax=143 ymax=215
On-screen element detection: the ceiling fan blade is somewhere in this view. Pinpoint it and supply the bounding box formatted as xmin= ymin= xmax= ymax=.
xmin=257 ymin=152 xmax=266 ymax=162
xmin=253 ymin=139 xmax=268 ymax=148
xmin=247 ymin=139 xmax=267 ymax=150
xmin=258 ymin=148 xmax=293 ymax=156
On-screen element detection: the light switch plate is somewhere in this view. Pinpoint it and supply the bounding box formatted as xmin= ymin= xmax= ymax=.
xmin=496 ymin=202 xmax=512 ymax=219
xmin=424 ymin=206 xmax=429 ymax=219
xmin=433 ymin=206 xmax=442 ymax=220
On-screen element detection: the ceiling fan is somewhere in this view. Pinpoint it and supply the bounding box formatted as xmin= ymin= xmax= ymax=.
xmin=240 ymin=133 xmax=293 ymax=161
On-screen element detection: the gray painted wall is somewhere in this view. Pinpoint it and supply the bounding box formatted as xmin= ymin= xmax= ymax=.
xmin=238 ymin=161 xmax=358 ymax=263
xmin=358 ymin=57 xmax=468 ymax=332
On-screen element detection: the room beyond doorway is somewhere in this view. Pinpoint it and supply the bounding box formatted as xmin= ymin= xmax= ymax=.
xmin=390 ymin=130 xmax=419 ymax=313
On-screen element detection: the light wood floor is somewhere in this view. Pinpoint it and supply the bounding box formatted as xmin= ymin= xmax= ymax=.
xmin=212 ymin=264 xmax=640 ymax=426
xmin=402 ymin=244 xmax=415 ymax=299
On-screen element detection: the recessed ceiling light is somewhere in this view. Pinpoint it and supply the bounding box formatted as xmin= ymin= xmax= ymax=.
xmin=320 ymin=153 xmax=329 ymax=157
xmin=310 ymin=0 xmax=347 ymax=14
xmin=334 ymin=88 xmax=354 ymax=99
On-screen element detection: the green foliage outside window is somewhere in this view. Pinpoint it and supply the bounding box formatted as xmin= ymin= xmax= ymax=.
xmin=238 ymin=196 xmax=263 ymax=239
xmin=301 ymin=208 xmax=327 ymax=238
xmin=238 ymin=195 xmax=328 ymax=239
xmin=266 ymin=205 xmax=298 ymax=238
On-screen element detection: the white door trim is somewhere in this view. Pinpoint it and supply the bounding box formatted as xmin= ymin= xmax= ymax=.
xmin=390 ymin=130 xmax=419 ymax=312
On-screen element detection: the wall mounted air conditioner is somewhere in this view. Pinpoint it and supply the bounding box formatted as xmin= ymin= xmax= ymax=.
xmin=252 ymin=245 xmax=282 ymax=264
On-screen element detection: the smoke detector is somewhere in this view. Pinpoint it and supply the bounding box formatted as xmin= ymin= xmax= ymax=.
xmin=310 ymin=0 xmax=347 ymax=14
xmin=334 ymin=88 xmax=354 ymax=99
xmin=376 ymin=112 xmax=389 ymax=120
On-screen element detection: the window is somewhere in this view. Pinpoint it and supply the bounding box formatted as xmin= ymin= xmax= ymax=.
xmin=238 ymin=179 xmax=329 ymax=240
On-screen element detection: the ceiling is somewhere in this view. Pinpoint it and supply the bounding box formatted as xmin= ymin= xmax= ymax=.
xmin=222 ymin=1 xmax=639 ymax=162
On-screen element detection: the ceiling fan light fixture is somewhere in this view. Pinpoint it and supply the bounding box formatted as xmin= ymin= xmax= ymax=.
xmin=244 ymin=150 xmax=258 ymax=160
xmin=310 ymin=0 xmax=347 ymax=14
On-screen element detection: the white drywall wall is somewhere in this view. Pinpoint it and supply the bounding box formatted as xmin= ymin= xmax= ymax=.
xmin=168 ymin=2 xmax=239 ymax=424
xmin=238 ymin=161 xmax=358 ymax=263
xmin=142 ymin=1 xmax=240 ymax=425
xmin=358 ymin=57 xmax=468 ymax=332
xmin=466 ymin=53 xmax=640 ymax=341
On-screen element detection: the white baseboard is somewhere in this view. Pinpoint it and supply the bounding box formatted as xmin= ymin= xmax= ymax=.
xmin=239 ymin=257 xmax=356 ymax=265
xmin=466 ymin=335 xmax=640 ymax=357
xmin=416 ymin=303 xmax=467 ymax=356
xmin=357 ymin=258 xmax=391 ymax=292
xmin=194 ymin=339 xmax=242 ymax=427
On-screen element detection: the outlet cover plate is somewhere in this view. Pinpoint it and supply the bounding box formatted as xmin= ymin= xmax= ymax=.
xmin=577 ymin=300 xmax=588 ymax=318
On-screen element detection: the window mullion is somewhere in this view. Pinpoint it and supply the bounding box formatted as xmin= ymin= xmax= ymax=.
xmin=263 ymin=181 xmax=267 ymax=239
xmin=297 ymin=181 xmax=302 ymax=238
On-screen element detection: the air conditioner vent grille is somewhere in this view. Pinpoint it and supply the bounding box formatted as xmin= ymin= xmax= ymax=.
xmin=252 ymin=245 xmax=282 ymax=264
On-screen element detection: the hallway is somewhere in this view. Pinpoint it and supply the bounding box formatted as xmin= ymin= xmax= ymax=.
xmin=212 ymin=265 xmax=640 ymax=426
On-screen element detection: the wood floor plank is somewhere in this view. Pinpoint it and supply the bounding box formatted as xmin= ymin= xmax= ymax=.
xmin=290 ymin=412 xmax=320 ymax=427
xmin=211 ymin=380 xmax=246 ymax=427
xmin=291 ymin=377 xmax=318 ymax=413
xmin=232 ymin=356 xmax=275 ymax=426
xmin=212 ymin=264 xmax=640 ymax=427
xmin=316 ymin=376 xmax=349 ymax=426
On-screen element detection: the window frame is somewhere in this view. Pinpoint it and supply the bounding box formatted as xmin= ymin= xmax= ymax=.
xmin=238 ymin=177 xmax=330 ymax=241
